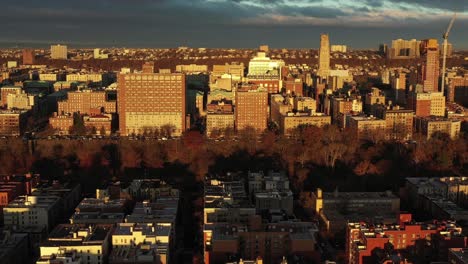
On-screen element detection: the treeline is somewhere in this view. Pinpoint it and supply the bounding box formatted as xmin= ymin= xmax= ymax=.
xmin=0 ymin=125 xmax=466 ymax=194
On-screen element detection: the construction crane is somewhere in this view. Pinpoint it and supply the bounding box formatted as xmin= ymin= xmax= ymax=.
xmin=441 ymin=13 xmax=457 ymax=96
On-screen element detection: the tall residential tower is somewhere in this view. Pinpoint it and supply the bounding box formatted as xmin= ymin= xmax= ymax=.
xmin=317 ymin=34 xmax=330 ymax=79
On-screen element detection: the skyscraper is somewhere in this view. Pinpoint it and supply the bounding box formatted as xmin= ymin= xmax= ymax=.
xmin=117 ymin=69 xmax=186 ymax=136
xmin=22 ymin=49 xmax=35 ymax=65
xmin=50 ymin=44 xmax=68 ymax=60
xmin=420 ymin=39 xmax=440 ymax=93
xmin=317 ymin=34 xmax=330 ymax=79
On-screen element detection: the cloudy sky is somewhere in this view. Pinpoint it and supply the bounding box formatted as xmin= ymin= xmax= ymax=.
xmin=1 ymin=0 xmax=467 ymax=49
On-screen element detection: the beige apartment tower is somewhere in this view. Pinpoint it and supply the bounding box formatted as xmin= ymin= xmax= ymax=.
xmin=317 ymin=34 xmax=330 ymax=78
xmin=50 ymin=44 xmax=68 ymax=59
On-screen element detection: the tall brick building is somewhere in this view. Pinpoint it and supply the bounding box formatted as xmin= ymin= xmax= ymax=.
xmin=235 ymin=85 xmax=268 ymax=132
xmin=117 ymin=71 xmax=186 ymax=136
xmin=420 ymin=39 xmax=440 ymax=93
xmin=22 ymin=49 xmax=35 ymax=65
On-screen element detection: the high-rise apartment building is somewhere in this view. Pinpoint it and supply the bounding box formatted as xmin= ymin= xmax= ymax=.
xmin=330 ymin=45 xmax=347 ymax=53
xmin=117 ymin=71 xmax=186 ymax=136
xmin=420 ymin=39 xmax=440 ymax=93
xmin=235 ymin=84 xmax=268 ymax=132
xmin=317 ymin=34 xmax=330 ymax=78
xmin=50 ymin=44 xmax=68 ymax=60
xmin=389 ymin=39 xmax=421 ymax=59
xmin=22 ymin=49 xmax=35 ymax=65
xmin=391 ymin=71 xmax=407 ymax=105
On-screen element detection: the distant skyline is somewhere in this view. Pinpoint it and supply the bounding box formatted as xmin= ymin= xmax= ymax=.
xmin=0 ymin=0 xmax=467 ymax=49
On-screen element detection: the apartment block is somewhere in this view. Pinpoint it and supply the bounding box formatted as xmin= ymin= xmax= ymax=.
xmin=346 ymin=214 xmax=466 ymax=264
xmin=117 ymin=71 xmax=186 ymax=136
xmin=39 ymin=224 xmax=113 ymax=264
xmin=1 ymin=86 xmax=22 ymax=107
xmin=0 ymin=230 xmax=29 ymax=264
xmin=50 ymin=45 xmax=67 ymax=60
xmin=206 ymin=99 xmax=234 ymax=136
xmin=0 ymin=110 xmax=29 ymax=136
xmin=347 ymin=115 xmax=387 ymax=140
xmin=3 ymin=195 xmax=61 ymax=232
xmin=58 ymin=89 xmax=116 ymax=115
xmin=414 ymin=116 xmax=461 ymax=139
xmin=22 ymin=49 xmax=35 ymax=65
xmin=374 ymin=104 xmax=414 ymax=140
xmin=49 ymin=113 xmax=74 ymax=135
xmin=235 ymin=85 xmax=268 ymax=132
xmin=308 ymin=188 xmax=400 ymax=234
xmin=110 ymin=222 xmax=172 ymax=264
xmin=36 ymin=250 xmax=81 ymax=264
xmin=247 ymin=171 xmax=293 ymax=214
xmin=280 ymin=112 xmax=331 ymax=135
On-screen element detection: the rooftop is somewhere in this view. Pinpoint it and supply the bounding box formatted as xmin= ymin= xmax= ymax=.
xmin=42 ymin=224 xmax=113 ymax=247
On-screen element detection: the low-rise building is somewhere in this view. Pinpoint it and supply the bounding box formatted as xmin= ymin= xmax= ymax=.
xmin=346 ymin=214 xmax=466 ymax=264
xmin=83 ymin=114 xmax=112 ymax=135
xmin=0 ymin=230 xmax=29 ymax=264
xmin=110 ymin=222 xmax=172 ymax=264
xmin=280 ymin=112 xmax=331 ymax=135
xmin=374 ymin=104 xmax=414 ymax=140
xmin=3 ymin=195 xmax=61 ymax=232
xmin=307 ymin=188 xmax=400 ymax=234
xmin=31 ymin=181 xmax=82 ymax=223
xmin=39 ymin=224 xmax=113 ymax=264
xmin=126 ymin=179 xmax=179 ymax=202
xmin=347 ymin=115 xmax=387 ymax=140
xmin=204 ymin=221 xmax=318 ymax=264
xmin=49 ymin=113 xmax=74 ymax=135
xmin=36 ymin=250 xmax=82 ymax=264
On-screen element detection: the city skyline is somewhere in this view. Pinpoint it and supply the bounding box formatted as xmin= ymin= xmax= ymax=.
xmin=1 ymin=0 xmax=467 ymax=49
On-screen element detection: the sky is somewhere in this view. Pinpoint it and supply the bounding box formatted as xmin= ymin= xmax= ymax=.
xmin=0 ymin=0 xmax=467 ymax=49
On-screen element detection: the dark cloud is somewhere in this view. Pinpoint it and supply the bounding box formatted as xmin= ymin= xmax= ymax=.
xmin=0 ymin=0 xmax=466 ymax=49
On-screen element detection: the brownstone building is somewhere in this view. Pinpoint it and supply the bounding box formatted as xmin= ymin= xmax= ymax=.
xmin=22 ymin=49 xmax=35 ymax=65
xmin=58 ymin=89 xmax=116 ymax=115
xmin=235 ymin=85 xmax=268 ymax=132
xmin=117 ymin=71 xmax=186 ymax=136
